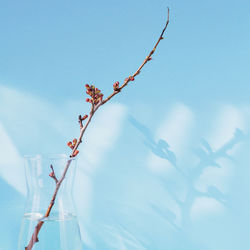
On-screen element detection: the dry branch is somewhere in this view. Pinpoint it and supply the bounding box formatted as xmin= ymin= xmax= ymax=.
xmin=25 ymin=8 xmax=170 ymax=250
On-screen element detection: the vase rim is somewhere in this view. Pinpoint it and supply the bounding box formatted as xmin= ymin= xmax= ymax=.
xmin=24 ymin=154 xmax=76 ymax=160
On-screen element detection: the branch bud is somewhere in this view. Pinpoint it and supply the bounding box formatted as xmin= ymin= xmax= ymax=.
xmin=72 ymin=150 xmax=79 ymax=157
xmin=113 ymin=81 xmax=120 ymax=91
xmin=49 ymin=172 xmax=54 ymax=177
xmin=72 ymin=138 xmax=77 ymax=146
xmin=129 ymin=76 xmax=135 ymax=81
xmin=67 ymin=141 xmax=73 ymax=149
xmin=82 ymin=114 xmax=88 ymax=120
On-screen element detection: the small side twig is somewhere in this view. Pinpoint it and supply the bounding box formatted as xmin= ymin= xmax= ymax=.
xmin=78 ymin=115 xmax=83 ymax=129
xmin=49 ymin=164 xmax=58 ymax=184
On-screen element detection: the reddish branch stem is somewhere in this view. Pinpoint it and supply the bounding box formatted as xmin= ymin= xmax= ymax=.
xmin=25 ymin=8 xmax=170 ymax=250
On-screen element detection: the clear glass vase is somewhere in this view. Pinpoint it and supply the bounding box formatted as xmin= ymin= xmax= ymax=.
xmin=18 ymin=154 xmax=83 ymax=250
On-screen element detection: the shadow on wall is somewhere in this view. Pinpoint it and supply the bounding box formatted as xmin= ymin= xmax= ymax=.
xmin=129 ymin=115 xmax=245 ymax=232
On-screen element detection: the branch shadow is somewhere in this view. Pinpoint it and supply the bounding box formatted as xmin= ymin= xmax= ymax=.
xmin=129 ymin=115 xmax=245 ymax=232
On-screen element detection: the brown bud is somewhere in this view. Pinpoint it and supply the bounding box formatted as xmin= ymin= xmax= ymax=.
xmin=129 ymin=76 xmax=135 ymax=81
xmin=72 ymin=150 xmax=79 ymax=157
xmin=113 ymin=81 xmax=119 ymax=91
xmin=82 ymin=114 xmax=88 ymax=120
xmin=73 ymin=138 xmax=77 ymax=146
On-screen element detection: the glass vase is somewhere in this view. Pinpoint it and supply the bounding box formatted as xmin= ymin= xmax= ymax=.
xmin=18 ymin=154 xmax=83 ymax=250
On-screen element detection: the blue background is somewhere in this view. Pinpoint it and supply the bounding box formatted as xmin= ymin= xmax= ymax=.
xmin=1 ymin=0 xmax=250 ymax=249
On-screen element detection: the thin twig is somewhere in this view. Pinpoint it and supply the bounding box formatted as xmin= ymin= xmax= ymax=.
xmin=25 ymin=8 xmax=170 ymax=250
xmin=78 ymin=115 xmax=83 ymax=129
xmin=49 ymin=164 xmax=58 ymax=184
